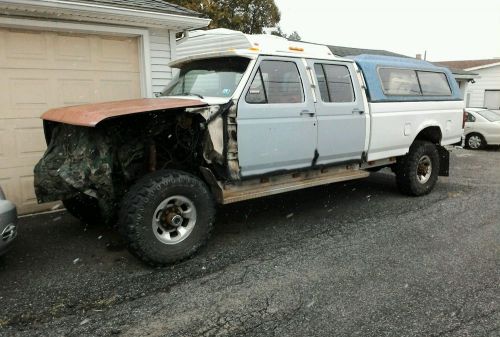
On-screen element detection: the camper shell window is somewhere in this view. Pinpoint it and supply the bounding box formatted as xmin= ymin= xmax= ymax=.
xmin=378 ymin=67 xmax=452 ymax=97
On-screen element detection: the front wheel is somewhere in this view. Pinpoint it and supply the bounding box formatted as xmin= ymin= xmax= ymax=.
xmin=395 ymin=141 xmax=440 ymax=196
xmin=119 ymin=170 xmax=215 ymax=266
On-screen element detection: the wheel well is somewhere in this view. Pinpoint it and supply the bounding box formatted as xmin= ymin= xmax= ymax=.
xmin=465 ymin=132 xmax=486 ymax=144
xmin=466 ymin=132 xmax=483 ymax=138
xmin=415 ymin=126 xmax=442 ymax=145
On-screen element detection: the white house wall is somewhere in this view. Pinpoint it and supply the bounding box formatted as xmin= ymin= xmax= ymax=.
xmin=466 ymin=64 xmax=500 ymax=107
xmin=149 ymin=28 xmax=176 ymax=96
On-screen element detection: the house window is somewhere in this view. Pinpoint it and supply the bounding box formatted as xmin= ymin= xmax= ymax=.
xmin=314 ymin=64 xmax=355 ymax=102
xmin=246 ymin=60 xmax=304 ymax=104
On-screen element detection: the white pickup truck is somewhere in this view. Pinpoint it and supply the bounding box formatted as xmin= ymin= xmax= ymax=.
xmin=34 ymin=30 xmax=465 ymax=266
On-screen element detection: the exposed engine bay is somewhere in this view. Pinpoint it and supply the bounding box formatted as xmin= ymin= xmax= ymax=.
xmin=34 ymin=102 xmax=238 ymax=221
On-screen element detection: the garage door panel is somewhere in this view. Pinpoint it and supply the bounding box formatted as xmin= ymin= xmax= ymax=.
xmin=97 ymin=36 xmax=139 ymax=70
xmin=4 ymin=29 xmax=48 ymax=61
xmin=1 ymin=70 xmax=141 ymax=118
xmin=0 ymin=118 xmax=45 ymax=170
xmin=0 ymin=27 xmax=142 ymax=214
xmin=15 ymin=126 xmax=46 ymax=160
xmin=54 ymin=34 xmax=92 ymax=63
xmin=19 ymin=173 xmax=37 ymax=207
xmin=0 ymin=120 xmax=17 ymax=167
xmin=8 ymin=77 xmax=52 ymax=119
xmin=0 ymin=69 xmax=54 ymax=116
xmin=0 ymin=29 xmax=139 ymax=72
xmin=0 ymin=126 xmax=8 ymax=161
xmin=0 ymin=166 xmax=57 ymax=212
xmin=0 ymin=176 xmax=16 ymax=203
xmin=99 ymin=78 xmax=141 ymax=102
xmin=57 ymin=79 xmax=96 ymax=106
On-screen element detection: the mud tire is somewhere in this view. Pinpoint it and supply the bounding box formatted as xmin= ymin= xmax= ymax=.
xmin=119 ymin=170 xmax=215 ymax=267
xmin=395 ymin=141 xmax=440 ymax=196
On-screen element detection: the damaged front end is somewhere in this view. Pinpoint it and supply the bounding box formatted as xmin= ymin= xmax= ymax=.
xmin=34 ymin=98 xmax=240 ymax=222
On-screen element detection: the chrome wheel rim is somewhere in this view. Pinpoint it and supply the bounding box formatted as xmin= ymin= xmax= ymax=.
xmin=152 ymin=195 xmax=197 ymax=245
xmin=416 ymin=155 xmax=432 ymax=184
xmin=468 ymin=135 xmax=482 ymax=149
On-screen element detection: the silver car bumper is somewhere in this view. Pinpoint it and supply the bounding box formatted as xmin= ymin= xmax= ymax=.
xmin=0 ymin=199 xmax=17 ymax=255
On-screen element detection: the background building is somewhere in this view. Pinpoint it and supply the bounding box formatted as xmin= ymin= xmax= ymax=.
xmin=0 ymin=0 xmax=210 ymax=213
xmin=437 ymin=59 xmax=500 ymax=109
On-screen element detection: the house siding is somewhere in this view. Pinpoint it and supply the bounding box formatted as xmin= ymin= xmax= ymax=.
xmin=149 ymin=28 xmax=174 ymax=96
xmin=466 ymin=64 xmax=500 ymax=107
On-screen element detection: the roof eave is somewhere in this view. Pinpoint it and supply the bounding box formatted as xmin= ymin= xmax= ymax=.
xmin=465 ymin=62 xmax=500 ymax=71
xmin=452 ymin=73 xmax=479 ymax=80
xmin=0 ymin=0 xmax=211 ymax=30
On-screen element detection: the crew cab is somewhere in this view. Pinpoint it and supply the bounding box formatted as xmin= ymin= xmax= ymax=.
xmin=34 ymin=30 xmax=464 ymax=266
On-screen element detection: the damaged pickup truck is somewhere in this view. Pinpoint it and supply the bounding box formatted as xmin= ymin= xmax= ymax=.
xmin=34 ymin=33 xmax=465 ymax=266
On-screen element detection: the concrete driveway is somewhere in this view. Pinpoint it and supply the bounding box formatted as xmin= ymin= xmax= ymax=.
xmin=1 ymin=147 xmax=499 ymax=337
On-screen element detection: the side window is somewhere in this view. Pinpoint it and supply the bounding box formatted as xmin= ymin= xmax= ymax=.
xmin=379 ymin=68 xmax=421 ymax=96
xmin=245 ymin=69 xmax=266 ymax=103
xmin=245 ymin=60 xmax=304 ymax=104
xmin=314 ymin=64 xmax=355 ymax=102
xmin=417 ymin=71 xmax=452 ymax=96
xmin=467 ymin=113 xmax=476 ymax=122
xmin=314 ymin=64 xmax=330 ymax=101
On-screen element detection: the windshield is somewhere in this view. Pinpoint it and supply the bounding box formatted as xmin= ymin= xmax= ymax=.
xmin=162 ymin=57 xmax=251 ymax=99
xmin=477 ymin=109 xmax=500 ymax=122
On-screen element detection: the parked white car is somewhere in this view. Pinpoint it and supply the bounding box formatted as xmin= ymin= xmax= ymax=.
xmin=0 ymin=185 xmax=17 ymax=256
xmin=464 ymin=108 xmax=500 ymax=149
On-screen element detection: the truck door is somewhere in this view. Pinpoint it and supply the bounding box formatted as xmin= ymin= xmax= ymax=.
xmin=237 ymin=57 xmax=317 ymax=177
xmin=306 ymin=59 xmax=367 ymax=165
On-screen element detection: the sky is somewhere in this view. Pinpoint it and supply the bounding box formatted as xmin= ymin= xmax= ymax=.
xmin=273 ymin=0 xmax=500 ymax=62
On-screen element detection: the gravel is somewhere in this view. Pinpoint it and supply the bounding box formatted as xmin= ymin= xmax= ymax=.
xmin=1 ymin=147 xmax=498 ymax=337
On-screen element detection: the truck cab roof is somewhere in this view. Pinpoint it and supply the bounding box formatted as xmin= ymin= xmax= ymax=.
xmin=171 ymin=28 xmax=353 ymax=67
xmin=173 ymin=29 xmax=462 ymax=104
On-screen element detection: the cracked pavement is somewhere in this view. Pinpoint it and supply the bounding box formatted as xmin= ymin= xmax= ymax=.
xmin=0 ymin=147 xmax=499 ymax=337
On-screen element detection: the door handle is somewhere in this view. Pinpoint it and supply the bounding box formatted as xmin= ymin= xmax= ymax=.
xmin=352 ymin=108 xmax=365 ymax=114
xmin=300 ymin=110 xmax=315 ymax=117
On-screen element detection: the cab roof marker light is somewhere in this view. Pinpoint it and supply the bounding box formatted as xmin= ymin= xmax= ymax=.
xmin=289 ymin=46 xmax=304 ymax=52
xmin=248 ymin=47 xmax=260 ymax=51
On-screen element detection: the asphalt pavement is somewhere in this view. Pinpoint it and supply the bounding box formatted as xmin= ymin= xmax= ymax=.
xmin=0 ymin=147 xmax=499 ymax=337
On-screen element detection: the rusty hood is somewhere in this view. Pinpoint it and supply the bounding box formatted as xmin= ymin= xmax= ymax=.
xmin=41 ymin=98 xmax=208 ymax=127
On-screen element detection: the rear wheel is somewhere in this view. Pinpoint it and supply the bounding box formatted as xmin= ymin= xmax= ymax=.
xmin=395 ymin=140 xmax=440 ymax=196
xmin=465 ymin=133 xmax=485 ymax=150
xmin=63 ymin=193 xmax=104 ymax=226
xmin=119 ymin=170 xmax=215 ymax=266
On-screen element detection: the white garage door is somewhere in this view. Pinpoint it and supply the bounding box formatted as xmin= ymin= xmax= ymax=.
xmin=484 ymin=90 xmax=500 ymax=110
xmin=0 ymin=28 xmax=142 ymax=214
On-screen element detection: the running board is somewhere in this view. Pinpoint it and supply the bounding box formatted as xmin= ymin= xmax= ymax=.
xmin=200 ymin=166 xmax=370 ymax=205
